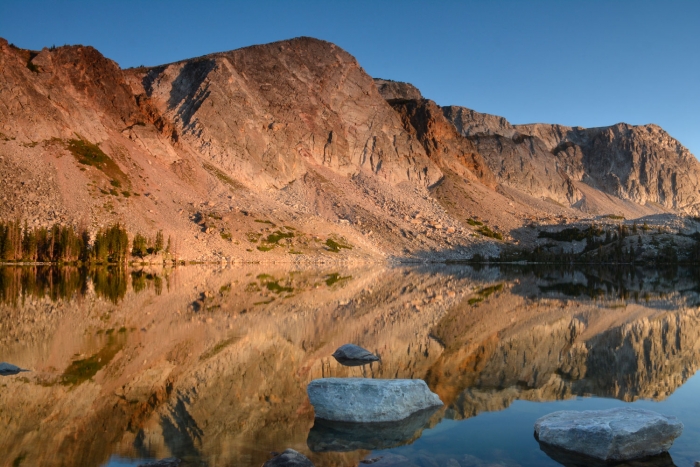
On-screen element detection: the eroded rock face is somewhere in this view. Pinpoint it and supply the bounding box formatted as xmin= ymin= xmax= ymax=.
xmin=307 ymin=378 xmax=443 ymax=422
xmin=133 ymin=38 xmax=442 ymax=189
xmin=517 ymin=122 xmax=700 ymax=214
xmin=534 ymin=407 xmax=683 ymax=461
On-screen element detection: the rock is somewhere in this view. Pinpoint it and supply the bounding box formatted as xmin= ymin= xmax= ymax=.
xmin=307 ymin=405 xmax=439 ymax=452
xmin=137 ymin=458 xmax=180 ymax=467
xmin=0 ymin=362 xmax=30 ymax=376
xmin=332 ymin=344 xmax=380 ymax=366
xmin=534 ymin=407 xmax=683 ymax=461
xmin=362 ymin=454 xmax=412 ymax=466
xmin=307 ymin=378 xmax=443 ymax=423
xmin=539 ymin=442 xmax=676 ymax=467
xmin=263 ymin=449 xmax=314 ymax=467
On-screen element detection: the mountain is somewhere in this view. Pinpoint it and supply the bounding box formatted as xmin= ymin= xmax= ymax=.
xmin=1 ymin=35 xmax=699 ymax=262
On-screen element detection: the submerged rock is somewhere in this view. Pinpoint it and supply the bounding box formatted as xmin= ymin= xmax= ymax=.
xmin=0 ymin=362 xmax=29 ymax=376
xmin=534 ymin=407 xmax=683 ymax=461
xmin=137 ymin=458 xmax=181 ymax=467
xmin=263 ymin=449 xmax=314 ymax=467
xmin=307 ymin=405 xmax=439 ymax=451
xmin=307 ymin=378 xmax=442 ymax=423
xmin=332 ymin=344 xmax=380 ymax=366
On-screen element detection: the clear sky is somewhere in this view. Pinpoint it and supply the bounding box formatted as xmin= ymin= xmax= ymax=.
xmin=2 ymin=1 xmax=699 ymax=155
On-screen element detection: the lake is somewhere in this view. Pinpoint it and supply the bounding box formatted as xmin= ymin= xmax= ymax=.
xmin=0 ymin=264 xmax=698 ymax=467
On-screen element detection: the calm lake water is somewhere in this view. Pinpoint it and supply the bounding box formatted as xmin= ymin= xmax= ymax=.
xmin=0 ymin=264 xmax=698 ymax=467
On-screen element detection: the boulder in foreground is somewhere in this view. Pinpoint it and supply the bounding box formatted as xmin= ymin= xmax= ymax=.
xmin=307 ymin=378 xmax=442 ymax=423
xmin=534 ymin=407 xmax=683 ymax=461
xmin=332 ymin=344 xmax=380 ymax=366
xmin=263 ymin=449 xmax=314 ymax=467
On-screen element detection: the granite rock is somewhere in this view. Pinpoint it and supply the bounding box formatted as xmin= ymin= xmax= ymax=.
xmin=534 ymin=407 xmax=683 ymax=461
xmin=307 ymin=378 xmax=442 ymax=423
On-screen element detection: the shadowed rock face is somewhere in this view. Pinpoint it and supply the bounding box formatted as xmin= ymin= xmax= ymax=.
xmin=387 ymin=99 xmax=497 ymax=188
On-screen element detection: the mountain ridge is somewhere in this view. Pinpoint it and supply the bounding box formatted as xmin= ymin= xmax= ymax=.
xmin=2 ymin=35 xmax=699 ymax=262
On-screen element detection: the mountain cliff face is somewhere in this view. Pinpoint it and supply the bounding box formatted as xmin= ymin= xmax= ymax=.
xmin=1 ymin=35 xmax=700 ymax=261
xmin=442 ymin=104 xmax=700 ymax=214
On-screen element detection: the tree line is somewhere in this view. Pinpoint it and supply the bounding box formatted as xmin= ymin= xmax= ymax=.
xmin=0 ymin=220 xmax=174 ymax=263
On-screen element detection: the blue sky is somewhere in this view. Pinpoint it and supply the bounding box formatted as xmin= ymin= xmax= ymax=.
xmin=2 ymin=1 xmax=699 ymax=155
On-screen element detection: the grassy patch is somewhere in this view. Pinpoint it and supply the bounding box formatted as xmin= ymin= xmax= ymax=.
xmin=466 ymin=218 xmax=483 ymax=226
xmin=200 ymin=337 xmax=239 ymax=361
xmin=61 ymin=337 xmax=124 ymax=386
xmin=66 ymin=138 xmax=128 ymax=185
xmin=202 ymin=161 xmax=246 ymax=190
xmin=257 ymin=245 xmax=274 ymax=251
xmin=476 ymin=225 xmax=503 ymax=240
xmin=220 ymin=232 xmax=232 ymax=241
xmin=325 ymin=273 xmax=351 ymax=287
xmin=604 ymin=214 xmax=626 ymax=220
xmin=265 ymin=230 xmax=294 ymax=244
xmin=325 ymin=237 xmax=352 ymax=252
xmin=255 ymin=219 xmax=275 ymax=225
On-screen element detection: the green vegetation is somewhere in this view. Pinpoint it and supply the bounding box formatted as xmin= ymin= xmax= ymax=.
xmin=476 ymin=225 xmax=503 ymax=240
xmin=325 ymin=237 xmax=352 ymax=252
xmin=604 ymin=214 xmax=626 ymax=220
xmin=131 ymin=230 xmax=164 ymax=258
xmin=65 ymin=138 xmax=128 ymax=186
xmin=538 ymin=226 xmax=604 ymax=242
xmin=325 ymin=273 xmax=351 ymax=287
xmin=200 ymin=337 xmax=239 ymax=361
xmin=202 ymin=161 xmax=246 ymax=191
xmin=466 ymin=218 xmax=483 ymax=227
xmin=468 ymin=283 xmax=504 ymax=305
xmin=254 ymin=219 xmax=275 ymax=225
xmin=61 ymin=335 xmax=124 ymax=386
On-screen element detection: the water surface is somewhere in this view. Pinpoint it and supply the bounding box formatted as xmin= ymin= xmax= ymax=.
xmin=0 ymin=264 xmax=699 ymax=467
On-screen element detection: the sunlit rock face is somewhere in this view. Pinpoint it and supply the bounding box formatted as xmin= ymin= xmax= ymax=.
xmin=0 ymin=265 xmax=699 ymax=467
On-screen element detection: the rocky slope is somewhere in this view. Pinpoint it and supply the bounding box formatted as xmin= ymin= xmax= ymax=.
xmin=1 ymin=35 xmax=700 ymax=262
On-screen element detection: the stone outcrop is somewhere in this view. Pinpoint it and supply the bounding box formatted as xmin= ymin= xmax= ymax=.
xmin=307 ymin=378 xmax=443 ymax=422
xmin=374 ymin=78 xmax=422 ymax=100
xmin=534 ymin=407 xmax=683 ymax=461
xmin=516 ymin=122 xmax=700 ymax=213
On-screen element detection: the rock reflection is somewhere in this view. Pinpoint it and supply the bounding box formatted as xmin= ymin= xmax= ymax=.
xmin=0 ymin=264 xmax=698 ymax=467
xmin=538 ymin=442 xmax=678 ymax=467
xmin=307 ymin=407 xmax=441 ymax=452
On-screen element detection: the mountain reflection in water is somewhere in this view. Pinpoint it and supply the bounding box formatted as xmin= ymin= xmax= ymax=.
xmin=0 ymin=264 xmax=699 ymax=467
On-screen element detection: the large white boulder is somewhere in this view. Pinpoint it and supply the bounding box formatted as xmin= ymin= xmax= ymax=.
xmin=307 ymin=378 xmax=443 ymax=423
xmin=534 ymin=407 xmax=683 ymax=461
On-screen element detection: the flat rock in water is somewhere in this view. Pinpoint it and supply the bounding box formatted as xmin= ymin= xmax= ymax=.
xmin=263 ymin=449 xmax=314 ymax=467
xmin=0 ymin=362 xmax=29 ymax=376
xmin=332 ymin=344 xmax=380 ymax=366
xmin=534 ymin=407 xmax=683 ymax=461
xmin=307 ymin=378 xmax=442 ymax=423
